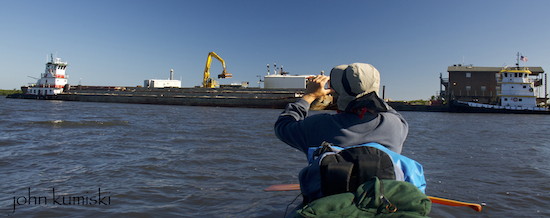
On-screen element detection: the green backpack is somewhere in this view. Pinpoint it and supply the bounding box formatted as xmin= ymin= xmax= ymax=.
xmin=296 ymin=177 xmax=431 ymax=218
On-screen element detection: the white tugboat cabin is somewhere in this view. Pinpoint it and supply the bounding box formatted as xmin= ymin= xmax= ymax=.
xmin=26 ymin=54 xmax=68 ymax=96
xmin=498 ymin=67 xmax=537 ymax=107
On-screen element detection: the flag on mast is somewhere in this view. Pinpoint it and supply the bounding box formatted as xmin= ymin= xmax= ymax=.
xmin=520 ymin=56 xmax=528 ymax=62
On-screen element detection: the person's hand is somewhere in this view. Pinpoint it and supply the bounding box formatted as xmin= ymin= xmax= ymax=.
xmin=302 ymin=75 xmax=334 ymax=104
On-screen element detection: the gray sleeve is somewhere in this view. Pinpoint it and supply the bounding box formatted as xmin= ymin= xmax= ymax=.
xmin=274 ymin=99 xmax=311 ymax=152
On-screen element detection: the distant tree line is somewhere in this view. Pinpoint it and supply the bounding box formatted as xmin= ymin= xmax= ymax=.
xmin=0 ymin=89 xmax=22 ymax=96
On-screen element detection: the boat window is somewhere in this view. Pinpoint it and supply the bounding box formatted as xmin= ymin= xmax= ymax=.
xmin=523 ymin=85 xmax=527 ymax=89
xmin=481 ymin=86 xmax=486 ymax=91
xmin=504 ymin=73 xmax=508 ymax=77
xmin=524 ymin=74 xmax=528 ymax=78
xmin=466 ymin=73 xmax=471 ymax=78
xmin=515 ymin=73 xmax=518 ymax=77
xmin=504 ymin=98 xmax=508 ymax=101
xmin=519 ymin=99 xmax=522 ymax=101
xmin=519 ymin=73 xmax=523 ymax=77
xmin=466 ymin=86 xmax=471 ymax=91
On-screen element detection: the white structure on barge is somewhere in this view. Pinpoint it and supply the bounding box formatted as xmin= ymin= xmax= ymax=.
xmin=144 ymin=69 xmax=181 ymax=88
xmin=26 ymin=54 xmax=68 ymax=96
xmin=263 ymin=63 xmax=314 ymax=89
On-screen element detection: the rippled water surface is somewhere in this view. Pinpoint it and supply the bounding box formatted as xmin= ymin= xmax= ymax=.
xmin=1 ymin=97 xmax=550 ymax=217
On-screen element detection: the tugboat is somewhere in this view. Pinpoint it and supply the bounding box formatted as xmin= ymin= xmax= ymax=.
xmin=9 ymin=54 xmax=69 ymax=99
xmin=451 ymin=54 xmax=549 ymax=114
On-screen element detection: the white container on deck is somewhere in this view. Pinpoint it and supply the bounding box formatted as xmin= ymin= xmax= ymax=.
xmin=144 ymin=79 xmax=181 ymax=88
xmin=264 ymin=74 xmax=314 ymax=89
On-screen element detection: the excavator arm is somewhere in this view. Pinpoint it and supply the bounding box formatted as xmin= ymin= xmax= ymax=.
xmin=203 ymin=51 xmax=232 ymax=88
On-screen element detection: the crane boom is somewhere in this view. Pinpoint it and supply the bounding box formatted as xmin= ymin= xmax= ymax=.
xmin=203 ymin=51 xmax=232 ymax=88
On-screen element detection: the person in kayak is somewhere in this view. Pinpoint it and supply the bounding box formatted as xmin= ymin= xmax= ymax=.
xmin=274 ymin=63 xmax=408 ymax=156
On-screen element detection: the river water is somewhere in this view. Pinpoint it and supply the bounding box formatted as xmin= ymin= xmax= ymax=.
xmin=1 ymin=97 xmax=550 ymax=217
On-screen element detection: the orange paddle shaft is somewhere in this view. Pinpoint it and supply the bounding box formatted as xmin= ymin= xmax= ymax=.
xmin=265 ymin=184 xmax=482 ymax=212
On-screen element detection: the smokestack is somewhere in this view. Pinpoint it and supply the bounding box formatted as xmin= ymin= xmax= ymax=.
xmin=170 ymin=69 xmax=174 ymax=80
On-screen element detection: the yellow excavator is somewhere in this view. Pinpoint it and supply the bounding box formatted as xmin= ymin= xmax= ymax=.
xmin=203 ymin=51 xmax=232 ymax=88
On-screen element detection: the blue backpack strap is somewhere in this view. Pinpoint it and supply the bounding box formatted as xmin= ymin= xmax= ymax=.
xmin=361 ymin=143 xmax=427 ymax=193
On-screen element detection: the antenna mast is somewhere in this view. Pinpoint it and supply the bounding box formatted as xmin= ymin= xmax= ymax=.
xmin=516 ymin=52 xmax=520 ymax=68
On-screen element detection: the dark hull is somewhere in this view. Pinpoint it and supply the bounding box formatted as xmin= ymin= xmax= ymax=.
xmin=449 ymin=100 xmax=550 ymax=114
xmin=7 ymin=87 xmax=334 ymax=110
xmin=386 ymin=102 xmax=449 ymax=112
xmin=6 ymin=93 xmax=60 ymax=100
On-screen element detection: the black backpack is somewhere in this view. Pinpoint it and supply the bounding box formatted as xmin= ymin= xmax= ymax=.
xmin=299 ymin=142 xmax=398 ymax=203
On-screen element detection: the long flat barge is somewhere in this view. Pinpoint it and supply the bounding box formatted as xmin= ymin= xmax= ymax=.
xmin=8 ymin=86 xmax=319 ymax=109
xmin=7 ymin=85 xmax=452 ymax=112
xmin=63 ymin=87 xmax=307 ymax=109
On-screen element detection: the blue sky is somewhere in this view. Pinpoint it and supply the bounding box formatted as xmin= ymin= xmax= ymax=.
xmin=1 ymin=0 xmax=549 ymax=101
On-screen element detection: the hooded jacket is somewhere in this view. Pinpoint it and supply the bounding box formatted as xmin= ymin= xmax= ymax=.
xmin=274 ymin=63 xmax=408 ymax=155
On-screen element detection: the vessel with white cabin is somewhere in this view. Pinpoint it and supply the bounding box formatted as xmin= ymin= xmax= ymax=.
xmin=11 ymin=54 xmax=69 ymax=99
xmin=450 ymin=54 xmax=549 ymax=114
